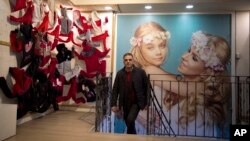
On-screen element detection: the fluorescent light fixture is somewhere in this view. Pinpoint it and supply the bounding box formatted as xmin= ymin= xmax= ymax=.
xmin=186 ymin=4 xmax=194 ymax=9
xmin=104 ymin=6 xmax=112 ymax=10
xmin=145 ymin=5 xmax=152 ymax=10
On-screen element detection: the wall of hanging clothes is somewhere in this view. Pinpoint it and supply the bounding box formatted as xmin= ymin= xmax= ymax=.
xmin=0 ymin=0 xmax=114 ymax=119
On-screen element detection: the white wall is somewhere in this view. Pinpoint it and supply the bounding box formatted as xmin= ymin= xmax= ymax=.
xmin=0 ymin=0 xmax=18 ymax=104
xmin=0 ymin=1 xmax=18 ymax=139
xmin=235 ymin=11 xmax=250 ymax=76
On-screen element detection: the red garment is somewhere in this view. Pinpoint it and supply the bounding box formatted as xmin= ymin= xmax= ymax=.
xmin=51 ymin=38 xmax=59 ymax=51
xmin=34 ymin=12 xmax=51 ymax=32
xmin=126 ymin=71 xmax=135 ymax=104
xmin=9 ymin=0 xmax=27 ymax=12
xmin=74 ymin=43 xmax=110 ymax=75
xmin=9 ymin=67 xmax=32 ymax=96
xmin=58 ymin=31 xmax=81 ymax=47
xmin=9 ymin=1 xmax=34 ymax=24
xmin=10 ymin=29 xmax=23 ymax=52
xmin=47 ymin=24 xmax=60 ymax=37
xmin=73 ymin=10 xmax=90 ymax=35
xmin=56 ymin=77 xmax=86 ymax=104
xmin=79 ymin=70 xmax=98 ymax=78
xmin=38 ymin=56 xmax=57 ymax=77
xmin=91 ymin=30 xmax=109 ymax=51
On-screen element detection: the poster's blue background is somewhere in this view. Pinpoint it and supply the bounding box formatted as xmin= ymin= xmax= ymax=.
xmin=116 ymin=14 xmax=231 ymax=74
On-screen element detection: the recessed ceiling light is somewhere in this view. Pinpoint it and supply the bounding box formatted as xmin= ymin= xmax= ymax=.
xmin=104 ymin=6 xmax=112 ymax=10
xmin=145 ymin=5 xmax=152 ymax=10
xmin=186 ymin=4 xmax=194 ymax=9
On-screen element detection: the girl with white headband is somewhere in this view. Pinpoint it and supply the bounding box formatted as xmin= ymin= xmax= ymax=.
xmin=130 ymin=21 xmax=171 ymax=69
xmin=128 ymin=21 xmax=171 ymax=134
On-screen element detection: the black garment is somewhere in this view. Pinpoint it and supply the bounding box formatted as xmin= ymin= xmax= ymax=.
xmin=56 ymin=43 xmax=73 ymax=64
xmin=0 ymin=77 xmax=17 ymax=98
xmin=20 ymin=24 xmax=33 ymax=43
xmin=77 ymin=75 xmax=96 ymax=102
xmin=111 ymin=66 xmax=149 ymax=134
xmin=111 ymin=66 xmax=148 ymax=110
xmin=123 ymin=104 xmax=140 ymax=134
xmin=20 ymin=40 xmax=35 ymax=68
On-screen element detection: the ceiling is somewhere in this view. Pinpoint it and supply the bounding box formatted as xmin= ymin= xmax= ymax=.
xmin=60 ymin=0 xmax=250 ymax=13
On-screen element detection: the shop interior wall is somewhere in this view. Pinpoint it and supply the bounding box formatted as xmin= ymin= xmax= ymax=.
xmin=0 ymin=0 xmax=249 ymax=124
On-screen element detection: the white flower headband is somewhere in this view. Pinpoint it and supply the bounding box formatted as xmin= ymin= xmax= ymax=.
xmin=192 ymin=31 xmax=224 ymax=71
xmin=130 ymin=31 xmax=171 ymax=47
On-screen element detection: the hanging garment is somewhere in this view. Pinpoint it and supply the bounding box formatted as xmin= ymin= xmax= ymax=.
xmin=90 ymin=11 xmax=102 ymax=36
xmin=0 ymin=77 xmax=15 ymax=98
xmin=9 ymin=1 xmax=34 ymax=24
xmin=56 ymin=43 xmax=73 ymax=64
xmin=89 ymin=11 xmax=110 ymax=51
xmin=38 ymin=56 xmax=58 ymax=77
xmin=77 ymin=75 xmax=96 ymax=102
xmin=49 ymin=71 xmax=65 ymax=99
xmin=20 ymin=40 xmax=35 ymax=67
xmin=9 ymin=29 xmax=24 ymax=52
xmin=91 ymin=30 xmax=109 ymax=51
xmin=31 ymin=71 xmax=52 ymax=113
xmin=47 ymin=24 xmax=60 ymax=38
xmin=9 ymin=67 xmax=33 ymax=96
xmin=73 ymin=10 xmax=91 ymax=35
xmin=9 ymin=0 xmax=27 ymax=12
xmin=32 ymin=0 xmax=43 ymax=24
xmin=59 ymin=5 xmax=73 ymax=35
xmin=58 ymin=31 xmax=81 ymax=47
xmin=74 ymin=41 xmax=109 ymax=75
xmin=56 ymin=77 xmax=86 ymax=104
xmin=34 ymin=11 xmax=50 ymax=32
xmin=20 ymin=24 xmax=33 ymax=43
xmin=25 ymin=56 xmax=41 ymax=78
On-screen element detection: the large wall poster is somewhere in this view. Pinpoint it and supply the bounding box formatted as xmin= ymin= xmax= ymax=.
xmin=115 ymin=13 xmax=232 ymax=138
xmin=116 ymin=14 xmax=231 ymax=74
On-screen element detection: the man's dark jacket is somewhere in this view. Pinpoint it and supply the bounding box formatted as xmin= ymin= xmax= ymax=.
xmin=111 ymin=66 xmax=149 ymax=110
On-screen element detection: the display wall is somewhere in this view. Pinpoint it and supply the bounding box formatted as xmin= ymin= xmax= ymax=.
xmin=114 ymin=13 xmax=232 ymax=137
xmin=0 ymin=0 xmax=113 ymax=120
xmin=0 ymin=0 xmax=249 ymax=136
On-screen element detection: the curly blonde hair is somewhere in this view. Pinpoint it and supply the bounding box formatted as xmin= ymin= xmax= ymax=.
xmin=165 ymin=34 xmax=231 ymax=128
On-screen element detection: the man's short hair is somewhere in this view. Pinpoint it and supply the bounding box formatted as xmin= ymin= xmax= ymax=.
xmin=123 ymin=52 xmax=133 ymax=59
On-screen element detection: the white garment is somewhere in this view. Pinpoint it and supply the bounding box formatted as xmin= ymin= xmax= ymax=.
xmin=32 ymin=0 xmax=42 ymax=24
